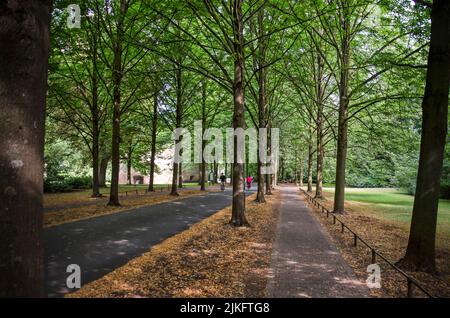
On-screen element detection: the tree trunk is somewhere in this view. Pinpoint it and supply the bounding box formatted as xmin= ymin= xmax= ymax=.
xmin=315 ymin=54 xmax=325 ymax=199
xmin=170 ymin=64 xmax=182 ymax=196
xmin=127 ymin=143 xmax=132 ymax=185
xmin=91 ymin=90 xmax=101 ymax=197
xmin=200 ymin=83 xmax=207 ymax=191
xmin=178 ymin=162 xmax=183 ymax=188
xmin=0 ymin=0 xmax=51 ymax=297
xmin=299 ymin=158 xmax=304 ymax=188
xmin=98 ymin=154 xmax=109 ymax=187
xmin=148 ymin=91 xmax=158 ymax=191
xmin=399 ymin=0 xmax=450 ymax=273
xmin=230 ymin=0 xmax=248 ymax=226
xmin=213 ymin=161 xmax=218 ymax=184
xmin=307 ymin=140 xmax=313 ymax=193
xmin=255 ymin=7 xmax=267 ymax=203
xmin=333 ymin=7 xmax=350 ymax=214
xmin=108 ymin=0 xmax=127 ymax=206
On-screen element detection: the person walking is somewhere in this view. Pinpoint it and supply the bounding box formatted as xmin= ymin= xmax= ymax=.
xmin=246 ymin=175 xmax=253 ymax=190
xmin=219 ymin=173 xmax=226 ymax=191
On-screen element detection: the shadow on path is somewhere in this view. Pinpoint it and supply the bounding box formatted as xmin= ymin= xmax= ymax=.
xmin=267 ymin=185 xmax=369 ymax=298
xmin=44 ymin=190 xmax=232 ymax=297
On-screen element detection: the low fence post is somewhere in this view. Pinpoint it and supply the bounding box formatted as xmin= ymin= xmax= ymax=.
xmin=407 ymin=278 xmax=414 ymax=298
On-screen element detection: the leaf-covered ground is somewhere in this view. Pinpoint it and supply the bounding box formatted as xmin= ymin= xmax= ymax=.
xmin=43 ymin=184 xmax=199 ymax=208
xmin=304 ymin=190 xmax=450 ymax=298
xmin=44 ymin=190 xmax=209 ymax=227
xmin=67 ymin=192 xmax=280 ymax=298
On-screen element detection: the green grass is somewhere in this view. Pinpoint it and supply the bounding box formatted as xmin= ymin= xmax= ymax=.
xmin=320 ymin=186 xmax=450 ymax=231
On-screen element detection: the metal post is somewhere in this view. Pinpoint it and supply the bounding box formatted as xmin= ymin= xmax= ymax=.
xmin=341 ymin=223 xmax=344 ymax=233
xmin=353 ymin=234 xmax=357 ymax=247
xmin=407 ymin=279 xmax=413 ymax=298
xmin=333 ymin=216 xmax=336 ymax=224
xmin=371 ymin=249 xmax=376 ymax=263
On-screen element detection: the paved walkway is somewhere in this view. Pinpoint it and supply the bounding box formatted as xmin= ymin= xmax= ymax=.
xmin=267 ymin=185 xmax=368 ymax=298
xmin=44 ymin=190 xmax=233 ymax=297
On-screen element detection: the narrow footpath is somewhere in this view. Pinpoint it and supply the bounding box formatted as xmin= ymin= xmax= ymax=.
xmin=267 ymin=185 xmax=369 ymax=298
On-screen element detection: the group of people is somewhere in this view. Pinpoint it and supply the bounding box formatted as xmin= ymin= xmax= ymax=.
xmin=219 ymin=173 xmax=253 ymax=191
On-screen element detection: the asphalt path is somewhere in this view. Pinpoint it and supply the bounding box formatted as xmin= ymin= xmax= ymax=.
xmin=44 ymin=189 xmax=238 ymax=297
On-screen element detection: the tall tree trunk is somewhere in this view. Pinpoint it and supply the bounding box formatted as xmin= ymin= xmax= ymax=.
xmin=230 ymin=0 xmax=248 ymax=226
xmin=265 ymin=123 xmax=273 ymax=195
xmin=224 ymin=163 xmax=228 ymax=182
xmin=98 ymin=154 xmax=109 ymax=187
xmin=90 ymin=13 xmax=101 ymax=198
xmin=0 ymin=0 xmax=51 ymax=297
xmin=170 ymin=65 xmax=182 ymax=196
xmin=213 ymin=161 xmax=218 ymax=184
xmin=255 ymin=7 xmax=267 ymax=203
xmin=91 ymin=79 xmax=101 ymax=197
xmin=315 ymin=54 xmax=325 ymax=199
xmin=399 ymin=0 xmax=450 ymax=273
xmin=126 ymin=143 xmax=132 ymax=185
xmin=200 ymin=83 xmax=207 ymax=191
xmin=299 ymin=158 xmax=304 ymax=188
xmin=148 ymin=91 xmax=158 ymax=191
xmin=307 ymin=140 xmax=313 ymax=193
xmin=108 ymin=0 xmax=127 ymax=206
xmin=333 ymin=6 xmax=351 ymax=214
xmin=178 ymin=162 xmax=183 ymax=188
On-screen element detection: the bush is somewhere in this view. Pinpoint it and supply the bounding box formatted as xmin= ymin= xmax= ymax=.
xmin=44 ymin=176 xmax=92 ymax=193
xmin=394 ymin=164 xmax=417 ymax=195
xmin=66 ymin=176 xmax=92 ymax=189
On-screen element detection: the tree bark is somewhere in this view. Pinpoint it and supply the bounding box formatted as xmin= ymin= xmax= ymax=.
xmin=170 ymin=64 xmax=182 ymax=196
xmin=126 ymin=142 xmax=132 ymax=185
xmin=230 ymin=0 xmax=248 ymax=226
xmin=98 ymin=154 xmax=109 ymax=187
xmin=178 ymin=162 xmax=183 ymax=188
xmin=399 ymin=0 xmax=450 ymax=273
xmin=200 ymin=86 xmax=207 ymax=191
xmin=108 ymin=0 xmax=127 ymax=206
xmin=0 ymin=0 xmax=51 ymax=297
xmin=333 ymin=5 xmax=351 ymax=214
xmin=255 ymin=7 xmax=267 ymax=204
xmin=307 ymin=139 xmax=313 ymax=193
xmin=91 ymin=74 xmax=101 ymax=197
xmin=299 ymin=158 xmax=304 ymax=188
xmin=315 ymin=54 xmax=325 ymax=199
xmin=148 ymin=91 xmax=158 ymax=191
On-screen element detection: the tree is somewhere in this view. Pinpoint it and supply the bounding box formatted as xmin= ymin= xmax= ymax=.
xmin=399 ymin=0 xmax=450 ymax=273
xmin=0 ymin=0 xmax=52 ymax=297
xmin=48 ymin=2 xmax=110 ymax=198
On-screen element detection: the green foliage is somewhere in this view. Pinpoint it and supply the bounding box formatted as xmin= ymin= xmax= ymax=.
xmin=44 ymin=140 xmax=92 ymax=193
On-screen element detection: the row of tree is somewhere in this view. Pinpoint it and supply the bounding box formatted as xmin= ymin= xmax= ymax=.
xmin=0 ymin=0 xmax=448 ymax=296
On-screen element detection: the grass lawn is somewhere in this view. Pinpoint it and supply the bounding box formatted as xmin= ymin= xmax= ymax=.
xmin=320 ymin=187 xmax=450 ymax=230
xmin=307 ymin=186 xmax=450 ymax=251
